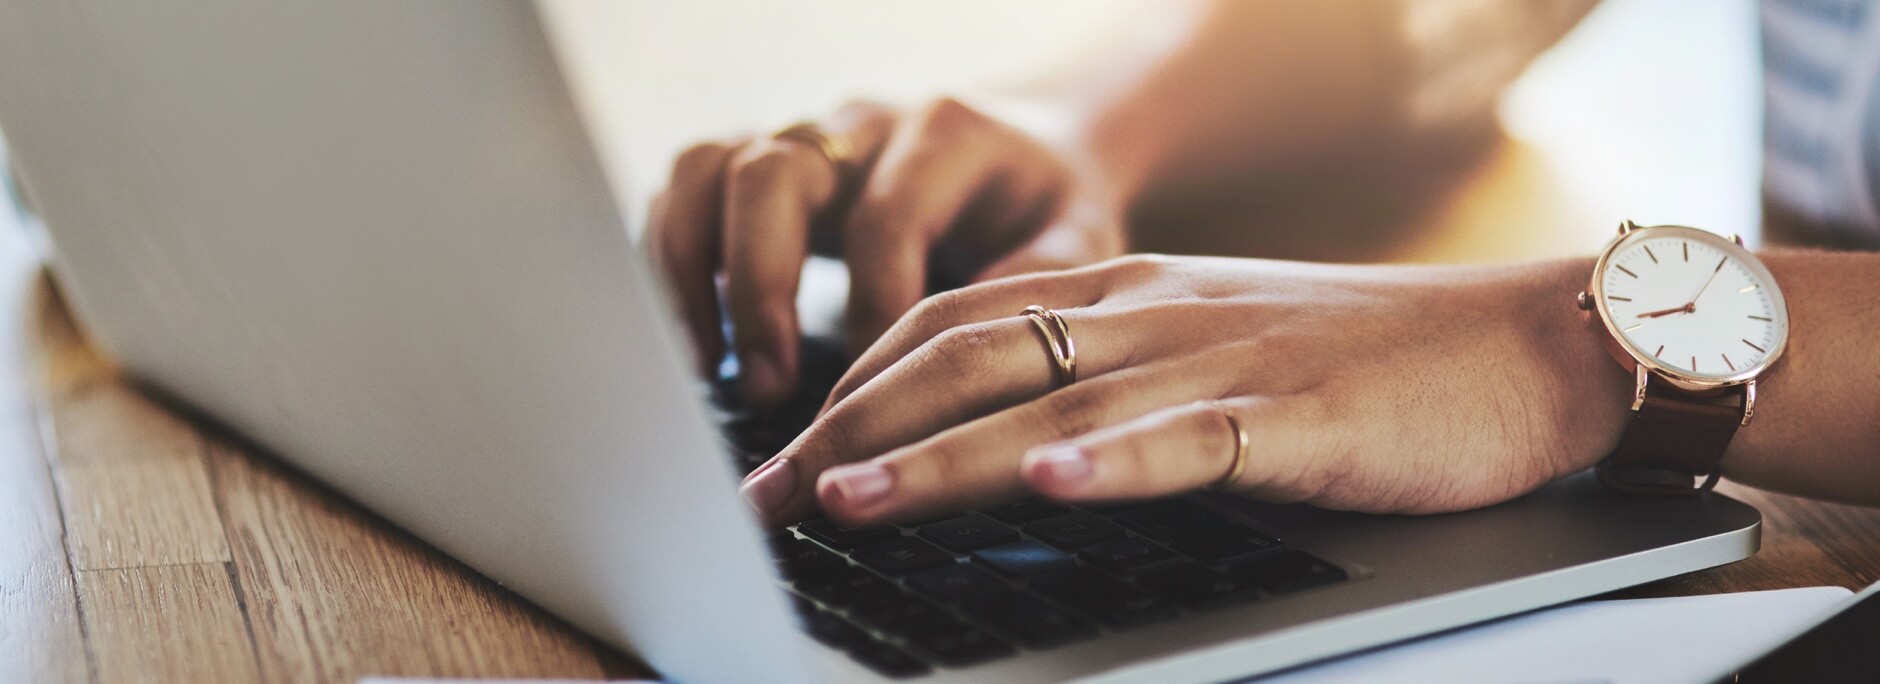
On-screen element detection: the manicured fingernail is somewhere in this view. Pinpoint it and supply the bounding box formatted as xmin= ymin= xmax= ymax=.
xmin=1030 ymin=445 xmax=1093 ymax=487
xmin=823 ymin=463 xmax=894 ymax=510
xmin=740 ymin=458 xmax=796 ymax=516
xmin=742 ymin=351 xmax=789 ymax=406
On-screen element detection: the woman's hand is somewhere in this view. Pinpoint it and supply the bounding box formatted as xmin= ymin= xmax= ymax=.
xmin=647 ymin=98 xmax=1127 ymax=408
xmin=739 ymin=255 xmax=1635 ymax=527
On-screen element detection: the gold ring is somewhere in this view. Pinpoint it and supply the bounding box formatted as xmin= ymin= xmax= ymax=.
xmin=773 ymin=122 xmax=855 ymax=174
xmin=1206 ymin=400 xmax=1249 ymax=489
xmin=1020 ymin=305 xmax=1077 ymax=386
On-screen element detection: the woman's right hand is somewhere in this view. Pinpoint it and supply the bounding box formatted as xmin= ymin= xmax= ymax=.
xmin=647 ymin=98 xmax=1127 ymax=408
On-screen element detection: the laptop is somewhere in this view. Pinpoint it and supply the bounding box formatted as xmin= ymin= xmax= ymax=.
xmin=0 ymin=2 xmax=1761 ymax=682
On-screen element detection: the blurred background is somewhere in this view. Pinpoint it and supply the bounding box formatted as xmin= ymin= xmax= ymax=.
xmin=538 ymin=0 xmax=1761 ymax=263
xmin=3 ymin=0 xmax=1761 ymax=263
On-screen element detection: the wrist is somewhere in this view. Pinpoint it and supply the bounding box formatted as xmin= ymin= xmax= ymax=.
xmin=1511 ymin=258 xmax=1635 ymax=477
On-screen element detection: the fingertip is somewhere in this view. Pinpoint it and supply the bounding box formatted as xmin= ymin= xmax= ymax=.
xmin=1022 ymin=444 xmax=1095 ymax=498
xmin=739 ymin=457 xmax=798 ymax=523
xmin=816 ymin=461 xmax=895 ymax=526
xmin=739 ymin=347 xmax=796 ymax=408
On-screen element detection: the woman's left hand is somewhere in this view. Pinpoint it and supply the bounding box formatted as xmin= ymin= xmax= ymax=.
xmin=739 ymin=254 xmax=1634 ymax=527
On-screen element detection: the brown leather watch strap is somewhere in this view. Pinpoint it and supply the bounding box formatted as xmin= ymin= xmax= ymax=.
xmin=1597 ymin=379 xmax=1745 ymax=495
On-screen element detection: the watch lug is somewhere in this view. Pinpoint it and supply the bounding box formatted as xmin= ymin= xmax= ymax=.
xmin=1631 ymin=365 xmax=1650 ymax=412
xmin=1741 ymin=380 xmax=1757 ymax=426
xmin=1618 ymin=219 xmax=1641 ymax=235
xmin=1730 ymin=233 xmax=1745 ymax=247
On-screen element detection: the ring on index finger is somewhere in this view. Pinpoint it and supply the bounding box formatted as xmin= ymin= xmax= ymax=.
xmin=772 ymin=122 xmax=856 ymax=177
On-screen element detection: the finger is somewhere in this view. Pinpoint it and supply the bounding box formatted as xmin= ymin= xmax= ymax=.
xmin=721 ymin=140 xmax=823 ymax=406
xmin=744 ymin=306 xmax=1147 ymax=525
xmin=722 ymin=106 xmax=895 ymax=407
xmin=814 ymin=361 xmax=1240 ymax=526
xmin=842 ymin=98 xmax=1007 ymax=352
xmin=647 ymin=140 xmax=738 ymax=376
xmin=821 ymin=255 xmax=1159 ymax=415
xmin=1021 ymin=396 xmax=1328 ymax=503
xmin=973 ymin=200 xmax=1127 ymax=283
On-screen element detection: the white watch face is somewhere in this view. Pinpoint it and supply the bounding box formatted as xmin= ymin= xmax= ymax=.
xmin=1598 ymin=228 xmax=1788 ymax=381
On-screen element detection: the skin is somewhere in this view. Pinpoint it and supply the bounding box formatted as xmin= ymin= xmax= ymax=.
xmin=740 ymin=251 xmax=1880 ymax=528
xmin=643 ymin=1 xmax=1880 ymax=524
xmin=647 ymin=99 xmax=1126 ymax=408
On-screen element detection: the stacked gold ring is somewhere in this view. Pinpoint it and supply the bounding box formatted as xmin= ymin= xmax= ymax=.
xmin=1206 ymin=400 xmax=1250 ymax=490
xmin=1020 ymin=305 xmax=1077 ymax=387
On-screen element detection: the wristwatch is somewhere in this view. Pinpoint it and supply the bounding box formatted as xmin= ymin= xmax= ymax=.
xmin=1576 ymin=221 xmax=1790 ymax=494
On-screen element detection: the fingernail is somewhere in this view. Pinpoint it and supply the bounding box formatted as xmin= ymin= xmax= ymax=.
xmin=1029 ymin=445 xmax=1093 ymax=487
xmin=823 ymin=463 xmax=894 ymax=510
xmin=742 ymin=351 xmax=790 ymax=406
xmin=740 ymin=458 xmax=797 ymax=516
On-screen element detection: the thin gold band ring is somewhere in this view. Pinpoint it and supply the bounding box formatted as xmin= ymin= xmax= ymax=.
xmin=772 ymin=122 xmax=855 ymax=175
xmin=1206 ymin=400 xmax=1250 ymax=489
xmin=1020 ymin=305 xmax=1077 ymax=386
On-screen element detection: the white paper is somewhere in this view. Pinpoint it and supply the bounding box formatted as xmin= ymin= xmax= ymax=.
xmin=1248 ymin=586 xmax=1853 ymax=684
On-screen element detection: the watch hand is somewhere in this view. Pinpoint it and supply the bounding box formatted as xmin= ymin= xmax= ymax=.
xmin=1683 ymin=256 xmax=1729 ymax=309
xmin=1636 ymin=303 xmax=1696 ymax=319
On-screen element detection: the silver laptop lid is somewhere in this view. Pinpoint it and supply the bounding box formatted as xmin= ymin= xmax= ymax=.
xmin=0 ymin=2 xmax=807 ymax=681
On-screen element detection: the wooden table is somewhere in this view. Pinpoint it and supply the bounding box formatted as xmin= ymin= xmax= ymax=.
xmin=4 ymin=132 xmax=1878 ymax=683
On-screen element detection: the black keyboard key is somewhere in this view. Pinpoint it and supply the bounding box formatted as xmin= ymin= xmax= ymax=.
xmin=802 ymin=608 xmax=870 ymax=649
xmin=770 ymin=537 xmax=845 ymax=578
xmin=972 ymin=540 xmax=1076 ymax=580
xmin=849 ymin=639 xmax=932 ymax=679
xmin=1113 ymin=500 xmax=1230 ymax=539
xmin=1229 ymin=551 xmax=1348 ymax=594
xmin=1136 ymin=563 xmax=1260 ymax=610
xmin=908 ymin=563 xmax=1005 ymax=602
xmin=1024 ymin=511 xmax=1125 ymax=549
xmin=902 ymin=621 xmax=1014 ymax=667
xmin=798 ymin=518 xmax=898 ymax=550
xmin=1031 ymin=568 xmax=1177 ymax=629
xmin=1166 ymin=525 xmax=1283 ymax=564
xmin=984 ymin=498 xmax=1071 ymax=524
xmin=796 ymin=567 xmax=899 ymax=606
xmin=1078 ymin=537 xmax=1179 ymax=575
xmin=851 ymin=537 xmax=954 ymax=576
xmin=961 ymin=590 xmax=1097 ymax=649
xmin=1078 ymin=500 xmax=1149 ymax=514
xmin=918 ymin=514 xmax=1019 ymax=552
xmin=849 ymin=594 xmax=954 ymax=633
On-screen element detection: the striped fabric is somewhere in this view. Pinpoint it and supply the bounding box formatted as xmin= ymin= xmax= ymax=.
xmin=1760 ymin=0 xmax=1880 ymax=244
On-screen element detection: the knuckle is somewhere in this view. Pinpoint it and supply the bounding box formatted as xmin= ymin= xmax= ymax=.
xmin=800 ymin=412 xmax=862 ymax=469
xmin=1034 ymin=385 xmax=1111 ymax=441
xmin=1103 ymin=253 xmax=1175 ymax=278
xmin=671 ymin=141 xmax=732 ymax=180
xmin=920 ymin=322 xmax=1004 ymax=381
xmin=727 ymin=144 xmax=809 ymax=188
xmin=915 ymin=96 xmax=987 ymax=139
xmin=887 ymin=439 xmax=962 ymax=483
xmin=905 ymin=290 xmax=967 ymax=334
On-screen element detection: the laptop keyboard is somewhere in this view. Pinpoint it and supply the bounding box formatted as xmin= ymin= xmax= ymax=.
xmin=712 ymin=339 xmax=1349 ymax=679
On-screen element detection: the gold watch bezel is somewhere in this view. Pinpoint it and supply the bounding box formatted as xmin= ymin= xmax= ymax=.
xmin=1584 ymin=222 xmax=1789 ymax=392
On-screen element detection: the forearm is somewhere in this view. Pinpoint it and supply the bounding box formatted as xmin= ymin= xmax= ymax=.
xmin=1535 ymin=251 xmax=1880 ymax=506
xmin=1078 ymin=0 xmax=1596 ymax=204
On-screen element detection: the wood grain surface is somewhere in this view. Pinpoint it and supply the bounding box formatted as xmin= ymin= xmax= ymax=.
xmin=9 ymin=270 xmax=644 ymax=683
